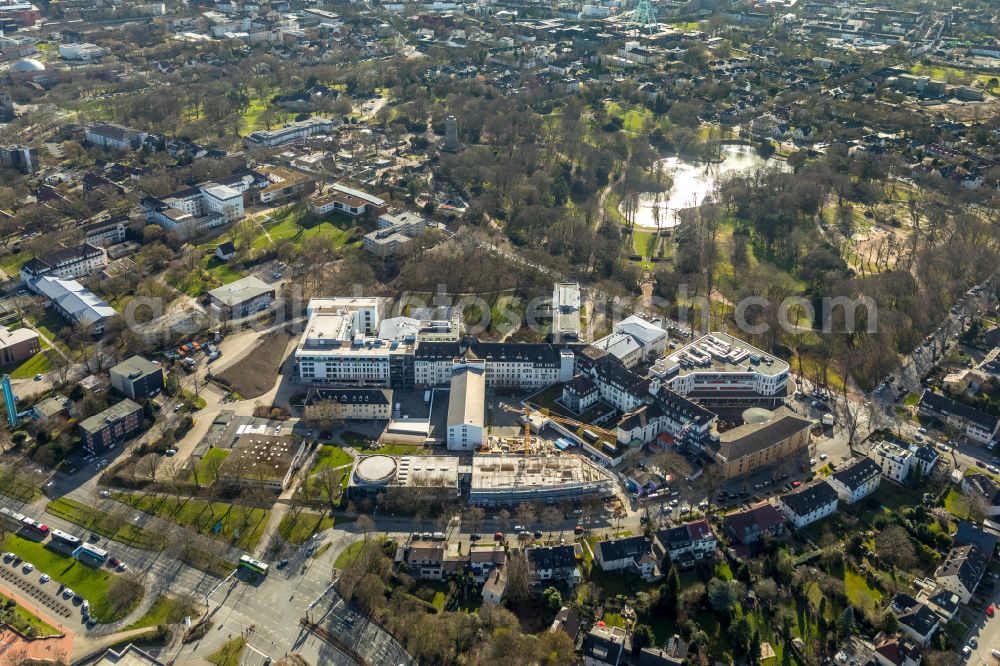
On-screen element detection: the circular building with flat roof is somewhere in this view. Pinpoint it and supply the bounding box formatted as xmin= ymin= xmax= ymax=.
xmin=353 ymin=455 xmax=398 ymax=486
xmin=742 ymin=407 xmax=774 ymax=425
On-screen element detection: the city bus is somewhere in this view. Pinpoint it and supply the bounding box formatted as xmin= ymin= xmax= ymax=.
xmin=76 ymin=543 xmax=109 ymax=563
xmin=50 ymin=529 xmax=81 ymax=547
xmin=19 ymin=517 xmax=49 ymax=535
xmin=239 ymin=555 xmax=269 ymax=576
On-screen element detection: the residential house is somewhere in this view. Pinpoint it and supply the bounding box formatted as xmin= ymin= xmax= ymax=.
xmin=525 ymin=545 xmax=578 ymax=584
xmin=934 ymin=544 xmax=989 ymax=603
xmin=917 ymin=588 xmax=961 ymax=623
xmin=919 ymin=390 xmax=999 ymax=445
xmin=962 ymin=473 xmax=1000 ymax=518
xmin=722 ymin=502 xmax=787 ymax=545
xmin=482 ymin=566 xmax=507 ymax=605
xmin=593 ymin=535 xmax=657 ymax=579
xmin=215 ymin=241 xmax=236 ymax=261
xmin=549 ymin=606 xmax=581 ymax=642
xmin=912 ymin=444 xmax=939 ymax=476
xmin=827 ymin=457 xmax=881 ymax=504
xmin=777 ymin=480 xmax=839 ymax=529
xmin=889 ymin=592 xmax=940 ymax=646
xmin=403 ymin=540 xmax=445 ymax=580
xmin=871 ymin=437 xmax=913 ymax=483
xmin=654 ymin=520 xmax=717 ymax=569
xmin=638 ymin=637 xmax=688 ymax=666
xmin=953 ymin=520 xmax=998 ymax=556
xmin=582 ymin=624 xmax=626 ymax=666
xmin=469 ymin=546 xmax=505 ymax=583
xmin=872 ymin=636 xmax=922 ymax=666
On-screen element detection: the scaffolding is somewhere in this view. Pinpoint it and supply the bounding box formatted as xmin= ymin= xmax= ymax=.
xmin=628 ymin=0 xmax=657 ymax=34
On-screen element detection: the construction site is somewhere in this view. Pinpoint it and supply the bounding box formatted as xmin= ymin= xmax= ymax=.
xmin=467 ymin=454 xmax=617 ymax=506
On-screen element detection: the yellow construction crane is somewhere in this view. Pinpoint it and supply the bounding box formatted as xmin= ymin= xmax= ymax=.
xmin=499 ymin=403 xmax=616 ymax=453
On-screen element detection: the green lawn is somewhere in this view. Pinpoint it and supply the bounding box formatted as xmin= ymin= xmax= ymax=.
xmin=0 ymin=590 xmax=61 ymax=637
xmin=334 ymin=540 xmax=366 ymax=568
xmin=203 ymin=257 xmax=244 ymax=284
xmin=277 ymin=509 xmax=334 ymax=546
xmin=844 ymin=568 xmax=882 ymax=612
xmin=309 ymin=445 xmax=353 ymax=474
xmin=113 ymin=494 xmax=270 ymax=551
xmin=1 ymin=534 xmax=126 ymax=623
xmin=125 ymin=594 xmax=196 ymax=630
xmin=944 ymin=488 xmax=971 ymax=519
xmin=46 ymin=497 xmax=165 ymax=550
xmin=250 ymin=212 xmax=359 ymax=252
xmin=0 ymin=351 xmax=52 ymax=379
xmin=359 ymin=443 xmax=434 ymax=456
xmin=208 ymin=636 xmax=246 ymax=666
xmin=0 ymin=468 xmax=36 ymax=501
xmin=188 ymin=448 xmax=231 ymax=486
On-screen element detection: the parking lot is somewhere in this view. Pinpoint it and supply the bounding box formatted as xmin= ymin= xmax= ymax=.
xmin=0 ymin=553 xmax=77 ymax=622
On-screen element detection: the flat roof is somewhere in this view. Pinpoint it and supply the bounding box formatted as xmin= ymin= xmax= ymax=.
xmin=207 ymin=275 xmax=273 ymax=306
xmin=219 ymin=434 xmax=298 ymax=482
xmin=470 ymin=454 xmax=614 ymax=490
xmin=662 ymin=331 xmax=789 ymax=377
xmin=110 ymin=355 xmax=160 ymax=378
xmin=0 ymin=326 xmax=38 ymax=347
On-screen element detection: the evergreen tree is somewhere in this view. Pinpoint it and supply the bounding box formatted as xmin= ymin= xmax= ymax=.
xmin=749 ymin=629 xmax=762 ymax=666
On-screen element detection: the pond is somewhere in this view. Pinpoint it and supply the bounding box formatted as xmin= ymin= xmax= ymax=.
xmin=621 ymin=144 xmax=790 ymax=229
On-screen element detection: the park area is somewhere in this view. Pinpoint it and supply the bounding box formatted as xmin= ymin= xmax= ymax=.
xmin=46 ymin=497 xmax=166 ymax=550
xmin=113 ymin=493 xmax=270 ymax=552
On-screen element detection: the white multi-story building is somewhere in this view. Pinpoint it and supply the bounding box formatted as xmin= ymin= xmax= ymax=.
xmin=142 ymin=181 xmax=244 ymax=239
xmin=85 ymin=123 xmax=148 ymax=151
xmin=651 ymin=332 xmax=790 ymax=408
xmin=778 ymin=480 xmax=839 ymax=528
xmin=364 ymin=210 xmax=428 ymax=259
xmin=872 ymin=439 xmax=914 ymax=483
xmin=827 ymin=457 xmax=881 ymax=505
xmin=20 ymin=243 xmax=107 ymax=285
xmin=446 ymin=361 xmax=485 ymax=451
xmin=58 ymin=43 xmax=108 ymax=60
xmin=243 ymin=117 xmax=337 ymax=149
xmin=295 ymin=298 xmax=415 ymax=389
xmin=415 ymin=341 xmax=574 ymax=390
